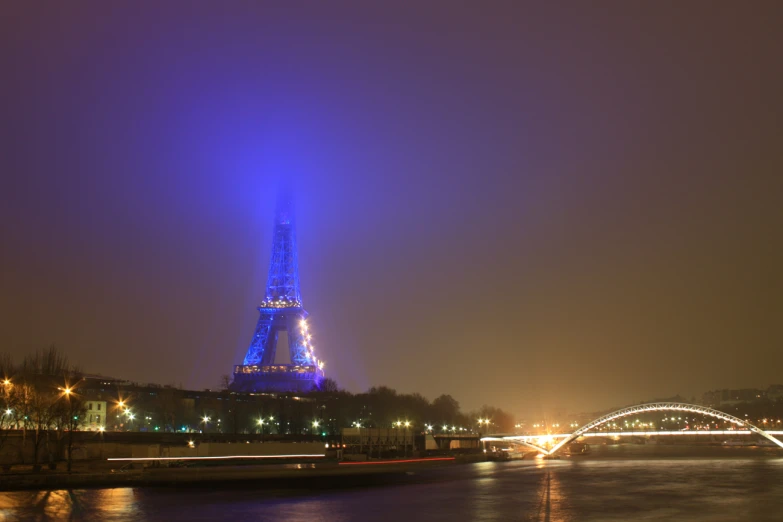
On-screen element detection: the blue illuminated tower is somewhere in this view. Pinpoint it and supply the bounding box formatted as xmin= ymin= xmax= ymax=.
xmin=232 ymin=188 xmax=325 ymax=392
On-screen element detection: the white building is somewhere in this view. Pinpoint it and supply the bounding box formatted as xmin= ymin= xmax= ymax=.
xmin=83 ymin=400 xmax=107 ymax=430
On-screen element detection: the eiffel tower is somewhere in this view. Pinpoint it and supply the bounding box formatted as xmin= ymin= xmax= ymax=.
xmin=232 ymin=188 xmax=325 ymax=392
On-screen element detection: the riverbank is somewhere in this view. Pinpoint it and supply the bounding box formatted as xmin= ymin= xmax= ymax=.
xmin=0 ymin=456 xmax=473 ymax=491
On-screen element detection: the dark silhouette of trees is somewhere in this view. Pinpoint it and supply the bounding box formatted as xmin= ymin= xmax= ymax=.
xmin=432 ymin=394 xmax=461 ymax=422
xmin=316 ymin=378 xmax=340 ymax=393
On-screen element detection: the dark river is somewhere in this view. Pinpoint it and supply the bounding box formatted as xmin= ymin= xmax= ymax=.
xmin=2 ymin=447 xmax=782 ymax=521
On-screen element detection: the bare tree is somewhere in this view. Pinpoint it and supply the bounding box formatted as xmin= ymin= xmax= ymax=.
xmin=0 ymin=353 xmax=14 ymax=380
xmin=24 ymin=385 xmax=56 ymax=472
xmin=316 ymin=378 xmax=340 ymax=393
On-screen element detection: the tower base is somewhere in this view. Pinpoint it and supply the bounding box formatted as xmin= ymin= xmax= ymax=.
xmin=231 ymin=364 xmax=322 ymax=393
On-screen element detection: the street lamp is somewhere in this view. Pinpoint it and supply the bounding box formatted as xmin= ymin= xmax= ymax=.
xmin=58 ymin=384 xmax=77 ymax=472
xmin=405 ymin=421 xmax=412 ymax=457
xmin=312 ymin=419 xmax=320 ymax=435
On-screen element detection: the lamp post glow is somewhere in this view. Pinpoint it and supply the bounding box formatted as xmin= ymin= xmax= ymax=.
xmin=58 ymin=384 xmax=77 ymax=472
xmin=477 ymin=418 xmax=491 ymax=454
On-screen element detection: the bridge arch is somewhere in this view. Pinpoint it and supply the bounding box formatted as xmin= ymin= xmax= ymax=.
xmin=548 ymin=402 xmax=783 ymax=455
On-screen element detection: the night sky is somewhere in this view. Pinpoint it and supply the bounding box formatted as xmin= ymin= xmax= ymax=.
xmin=2 ymin=2 xmax=781 ymax=417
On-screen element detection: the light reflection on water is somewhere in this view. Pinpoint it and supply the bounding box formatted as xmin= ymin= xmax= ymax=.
xmin=1 ymin=449 xmax=783 ymax=521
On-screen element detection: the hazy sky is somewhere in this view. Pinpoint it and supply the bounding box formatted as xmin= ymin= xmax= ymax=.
xmin=2 ymin=2 xmax=781 ymax=417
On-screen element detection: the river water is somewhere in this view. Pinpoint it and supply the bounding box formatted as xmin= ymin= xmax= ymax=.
xmin=1 ymin=447 xmax=782 ymax=521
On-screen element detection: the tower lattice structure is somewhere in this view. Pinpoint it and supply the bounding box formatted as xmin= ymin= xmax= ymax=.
xmin=232 ymin=189 xmax=324 ymax=392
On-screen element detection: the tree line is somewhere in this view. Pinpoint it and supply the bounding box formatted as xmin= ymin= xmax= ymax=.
xmin=0 ymin=346 xmax=87 ymax=471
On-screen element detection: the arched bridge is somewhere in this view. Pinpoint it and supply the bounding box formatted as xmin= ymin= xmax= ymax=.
xmin=482 ymin=402 xmax=783 ymax=456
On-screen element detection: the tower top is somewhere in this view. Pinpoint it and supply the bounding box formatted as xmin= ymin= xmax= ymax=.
xmin=260 ymin=184 xmax=303 ymax=308
xmin=275 ymin=186 xmax=294 ymax=225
